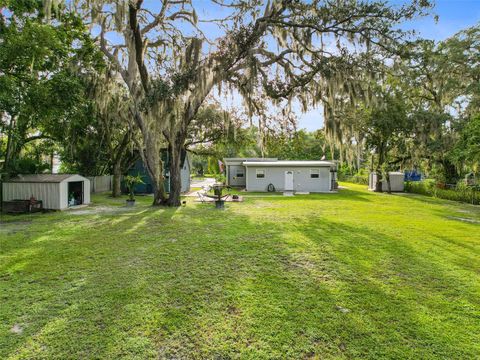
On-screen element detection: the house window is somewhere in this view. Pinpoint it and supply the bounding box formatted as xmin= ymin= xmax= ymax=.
xmin=236 ymin=169 xmax=244 ymax=178
xmin=310 ymin=169 xmax=320 ymax=178
xmin=256 ymin=169 xmax=265 ymax=178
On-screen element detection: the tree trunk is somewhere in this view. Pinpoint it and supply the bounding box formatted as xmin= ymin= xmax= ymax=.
xmin=167 ymin=130 xmax=187 ymax=207
xmin=385 ymin=171 xmax=392 ymax=194
xmin=374 ymin=143 xmax=385 ymax=193
xmin=137 ymin=139 xmax=168 ymax=206
xmin=147 ymin=149 xmax=167 ymax=206
xmin=3 ymin=116 xmax=16 ymax=174
xmin=112 ymin=161 xmax=122 ymax=197
xmin=441 ymin=159 xmax=457 ymax=184
xmin=375 ymin=169 xmax=383 ymax=192
xmin=132 ymin=113 xmax=168 ymax=206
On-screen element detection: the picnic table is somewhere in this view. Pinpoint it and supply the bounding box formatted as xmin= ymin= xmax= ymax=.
xmin=2 ymin=199 xmax=43 ymax=214
xmin=197 ymin=183 xmax=232 ymax=208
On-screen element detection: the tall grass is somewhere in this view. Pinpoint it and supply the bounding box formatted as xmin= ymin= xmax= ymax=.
xmin=405 ymin=180 xmax=480 ymax=205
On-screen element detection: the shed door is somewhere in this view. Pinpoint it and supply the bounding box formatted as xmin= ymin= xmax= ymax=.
xmin=68 ymin=181 xmax=84 ymax=206
xmin=285 ymin=171 xmax=294 ymax=191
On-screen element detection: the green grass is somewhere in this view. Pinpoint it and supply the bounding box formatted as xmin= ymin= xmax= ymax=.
xmin=1 ymin=184 xmax=479 ymax=359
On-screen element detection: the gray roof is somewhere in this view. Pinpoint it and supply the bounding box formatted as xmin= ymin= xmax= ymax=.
xmin=242 ymin=160 xmax=335 ymax=167
xmin=5 ymin=174 xmax=81 ymax=183
xmin=224 ymin=157 xmax=277 ymax=163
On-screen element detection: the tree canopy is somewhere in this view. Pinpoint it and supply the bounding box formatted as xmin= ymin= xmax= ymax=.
xmin=0 ymin=0 xmax=478 ymax=201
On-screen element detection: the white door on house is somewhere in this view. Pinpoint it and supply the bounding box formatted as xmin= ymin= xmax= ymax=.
xmin=284 ymin=171 xmax=294 ymax=191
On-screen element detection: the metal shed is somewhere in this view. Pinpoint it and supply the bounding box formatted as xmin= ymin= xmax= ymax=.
xmin=368 ymin=172 xmax=405 ymax=192
xmin=2 ymin=174 xmax=91 ymax=210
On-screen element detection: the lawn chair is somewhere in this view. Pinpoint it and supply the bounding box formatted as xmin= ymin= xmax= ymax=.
xmin=197 ymin=191 xmax=207 ymax=203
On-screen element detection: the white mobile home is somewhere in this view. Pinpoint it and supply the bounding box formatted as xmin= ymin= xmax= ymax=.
xmin=243 ymin=161 xmax=337 ymax=192
xmin=2 ymin=174 xmax=90 ymax=210
xmin=224 ymin=158 xmax=278 ymax=187
xmin=224 ymin=158 xmax=337 ymax=192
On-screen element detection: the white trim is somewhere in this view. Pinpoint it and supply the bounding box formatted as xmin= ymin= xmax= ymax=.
xmin=256 ymin=169 xmax=266 ymax=178
xmin=310 ymin=168 xmax=320 ymax=178
xmin=243 ymin=161 xmax=334 ymax=167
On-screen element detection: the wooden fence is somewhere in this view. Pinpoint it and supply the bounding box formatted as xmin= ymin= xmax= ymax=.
xmin=87 ymin=175 xmax=113 ymax=193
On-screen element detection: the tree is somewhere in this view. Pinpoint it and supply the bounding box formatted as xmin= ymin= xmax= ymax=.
xmin=73 ymin=0 xmax=430 ymax=206
xmin=86 ymin=71 xmax=139 ymax=196
xmin=450 ymin=114 xmax=480 ymax=173
xmin=366 ymin=95 xmax=411 ymax=192
xmin=393 ymin=26 xmax=480 ymax=181
xmin=0 ymin=1 xmax=101 ymax=177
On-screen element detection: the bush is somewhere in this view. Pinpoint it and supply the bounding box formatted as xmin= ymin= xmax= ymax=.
xmin=215 ymin=174 xmax=226 ymax=184
xmin=405 ymin=180 xmax=479 ymax=205
xmin=338 ymin=168 xmax=369 ymax=185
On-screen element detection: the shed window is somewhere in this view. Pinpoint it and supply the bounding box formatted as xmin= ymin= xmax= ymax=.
xmin=256 ymin=169 xmax=265 ymax=178
xmin=236 ymin=169 xmax=244 ymax=178
xmin=310 ymin=169 xmax=320 ymax=178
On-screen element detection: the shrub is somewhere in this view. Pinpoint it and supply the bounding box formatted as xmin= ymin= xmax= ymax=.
xmin=339 ymin=168 xmax=369 ymax=185
xmin=405 ymin=180 xmax=479 ymax=205
xmin=124 ymin=174 xmax=144 ymax=201
xmin=215 ymin=174 xmax=226 ymax=184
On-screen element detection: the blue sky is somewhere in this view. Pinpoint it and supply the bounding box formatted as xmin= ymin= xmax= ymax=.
xmin=107 ymin=0 xmax=479 ymax=132
xmin=298 ymin=0 xmax=480 ymax=131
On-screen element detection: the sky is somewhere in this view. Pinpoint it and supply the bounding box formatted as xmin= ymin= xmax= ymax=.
xmin=297 ymin=0 xmax=480 ymax=131
xmin=102 ymin=0 xmax=480 ymax=132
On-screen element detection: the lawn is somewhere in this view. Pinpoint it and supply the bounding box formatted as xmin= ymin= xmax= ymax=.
xmin=1 ymin=184 xmax=479 ymax=359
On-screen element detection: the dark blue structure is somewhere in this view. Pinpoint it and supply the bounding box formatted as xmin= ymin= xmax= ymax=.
xmin=404 ymin=170 xmax=422 ymax=182
xmin=123 ymin=149 xmax=189 ymax=194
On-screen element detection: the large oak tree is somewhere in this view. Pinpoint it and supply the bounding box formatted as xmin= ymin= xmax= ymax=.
xmin=72 ymin=0 xmax=430 ymax=205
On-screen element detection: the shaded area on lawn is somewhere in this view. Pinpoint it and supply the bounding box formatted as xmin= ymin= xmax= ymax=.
xmin=0 ymin=184 xmax=479 ymax=359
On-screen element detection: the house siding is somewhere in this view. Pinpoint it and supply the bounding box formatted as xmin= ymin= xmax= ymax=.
xmin=245 ymin=166 xmax=331 ymax=192
xmin=127 ymin=154 xmax=190 ymax=194
xmin=227 ymin=165 xmax=246 ymax=187
xmin=181 ymin=158 xmax=191 ymax=192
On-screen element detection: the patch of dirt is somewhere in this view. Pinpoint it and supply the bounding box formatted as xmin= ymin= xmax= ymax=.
xmin=67 ymin=206 xmax=137 ymax=216
xmin=10 ymin=324 xmax=23 ymax=334
xmin=447 ymin=216 xmax=479 ymax=224
xmin=335 ymin=305 xmax=351 ymax=314
xmin=0 ymin=220 xmax=32 ymax=235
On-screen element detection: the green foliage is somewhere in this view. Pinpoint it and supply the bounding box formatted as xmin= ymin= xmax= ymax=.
xmin=214 ymin=173 xmax=226 ymax=184
xmin=338 ymin=167 xmax=369 ymax=185
xmin=0 ymin=3 xmax=103 ymax=176
xmin=207 ymin=156 xmax=220 ymax=174
xmin=191 ymin=155 xmax=207 ymax=176
xmin=450 ymin=114 xmax=480 ymax=172
xmin=124 ymin=174 xmax=144 ymax=201
xmin=264 ymin=129 xmax=331 ymax=160
xmin=406 ymin=180 xmax=480 ymax=205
